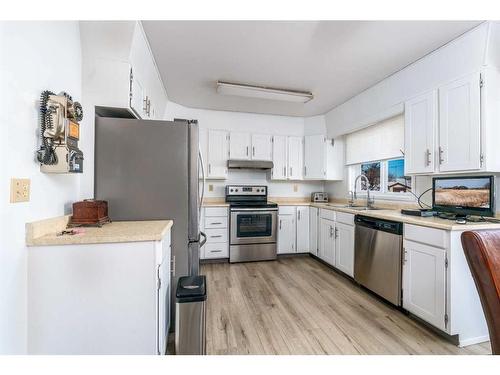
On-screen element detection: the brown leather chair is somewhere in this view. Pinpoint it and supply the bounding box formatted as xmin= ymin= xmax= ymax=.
xmin=461 ymin=230 xmax=500 ymax=354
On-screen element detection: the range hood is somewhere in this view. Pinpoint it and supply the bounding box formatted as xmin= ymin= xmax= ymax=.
xmin=227 ymin=160 xmax=274 ymax=170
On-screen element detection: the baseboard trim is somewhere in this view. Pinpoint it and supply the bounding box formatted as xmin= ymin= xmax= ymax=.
xmin=458 ymin=335 xmax=490 ymax=347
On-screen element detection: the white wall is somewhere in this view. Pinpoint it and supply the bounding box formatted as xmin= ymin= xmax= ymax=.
xmin=165 ymin=102 xmax=325 ymax=198
xmin=325 ymin=22 xmax=493 ymax=138
xmin=0 ymin=21 xmax=83 ymax=354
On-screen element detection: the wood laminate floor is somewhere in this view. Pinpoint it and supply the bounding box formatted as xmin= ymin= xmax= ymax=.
xmin=201 ymin=256 xmax=491 ymax=355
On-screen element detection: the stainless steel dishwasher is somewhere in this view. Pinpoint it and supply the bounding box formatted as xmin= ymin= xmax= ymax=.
xmin=354 ymin=215 xmax=403 ymax=306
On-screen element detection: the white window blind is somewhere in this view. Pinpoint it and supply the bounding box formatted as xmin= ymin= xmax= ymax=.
xmin=345 ymin=114 xmax=404 ymax=165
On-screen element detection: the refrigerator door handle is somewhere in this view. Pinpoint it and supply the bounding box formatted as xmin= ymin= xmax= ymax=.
xmin=200 ymin=231 xmax=207 ymax=248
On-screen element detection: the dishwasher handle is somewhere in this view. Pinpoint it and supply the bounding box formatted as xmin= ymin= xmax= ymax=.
xmin=355 ymin=215 xmax=403 ymax=235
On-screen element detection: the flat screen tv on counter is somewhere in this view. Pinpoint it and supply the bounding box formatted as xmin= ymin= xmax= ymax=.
xmin=432 ymin=175 xmax=495 ymax=217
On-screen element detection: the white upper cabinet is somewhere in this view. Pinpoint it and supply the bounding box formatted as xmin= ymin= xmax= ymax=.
xmin=287 ymin=137 xmax=303 ymax=180
xmin=304 ymin=135 xmax=325 ymax=179
xmin=404 ymin=90 xmax=437 ymax=174
xmin=229 ymin=132 xmax=251 ymax=160
xmin=251 ymin=134 xmax=273 ymax=161
xmin=229 ymin=132 xmax=272 ymax=161
xmin=438 ymin=72 xmax=481 ymax=172
xmin=304 ymin=135 xmax=344 ymax=180
xmin=272 ymin=135 xmax=288 ymax=180
xmin=404 ymin=71 xmax=486 ymax=175
xmin=296 ymin=206 xmax=310 ymax=253
xmin=207 ymin=130 xmax=229 ymax=179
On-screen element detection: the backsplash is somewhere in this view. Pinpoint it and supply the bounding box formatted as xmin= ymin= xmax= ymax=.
xmin=202 ymin=169 xmax=324 ymax=198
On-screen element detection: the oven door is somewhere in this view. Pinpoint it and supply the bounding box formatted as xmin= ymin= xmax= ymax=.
xmin=230 ymin=208 xmax=277 ymax=245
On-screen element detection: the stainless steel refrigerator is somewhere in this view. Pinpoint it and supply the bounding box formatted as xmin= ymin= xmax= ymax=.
xmin=94 ymin=117 xmax=205 ymax=322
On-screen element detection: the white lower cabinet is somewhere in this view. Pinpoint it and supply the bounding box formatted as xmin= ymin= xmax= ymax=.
xmin=309 ymin=207 xmax=319 ymax=256
xmin=334 ymin=222 xmax=355 ymax=277
xmin=402 ymin=239 xmax=447 ymax=331
xmin=201 ymin=207 xmax=229 ymax=260
xmin=278 ymin=207 xmax=296 ymax=254
xmin=296 ymin=206 xmax=309 ymax=253
xmin=319 ymin=217 xmax=335 ymax=266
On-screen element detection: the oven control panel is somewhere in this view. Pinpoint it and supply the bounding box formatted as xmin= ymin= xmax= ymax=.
xmin=226 ymin=185 xmax=267 ymax=196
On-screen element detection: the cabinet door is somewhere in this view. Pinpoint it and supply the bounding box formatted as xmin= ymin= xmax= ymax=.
xmin=296 ymin=207 xmax=310 ymax=253
xmin=309 ymin=207 xmax=318 ymax=256
xmin=207 ymin=130 xmax=229 ymax=179
xmin=325 ymin=137 xmax=344 ymax=181
xmin=404 ymin=90 xmax=437 ymax=174
xmin=229 ymin=132 xmax=251 ymax=160
xmin=288 ymin=136 xmax=303 ymax=180
xmin=304 ymin=135 xmax=326 ymax=179
xmin=278 ymin=214 xmax=296 ymax=254
xmin=252 ymin=134 xmax=273 ymax=161
xmin=130 ymin=69 xmax=145 ymax=119
xmin=334 ymin=222 xmax=354 ymax=277
xmin=402 ymin=240 xmax=446 ymax=331
xmin=438 ymin=72 xmax=481 ymax=172
xmin=319 ymin=218 xmax=335 ymax=265
xmin=272 ymin=135 xmax=288 ymax=180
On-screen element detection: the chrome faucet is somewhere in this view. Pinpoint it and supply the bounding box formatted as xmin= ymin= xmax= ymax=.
xmin=354 ymin=174 xmax=375 ymax=208
xmin=347 ymin=190 xmax=355 ymax=207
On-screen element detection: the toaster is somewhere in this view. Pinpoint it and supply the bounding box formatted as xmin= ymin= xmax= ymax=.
xmin=311 ymin=192 xmax=329 ymax=203
xmin=69 ymin=199 xmax=111 ymax=227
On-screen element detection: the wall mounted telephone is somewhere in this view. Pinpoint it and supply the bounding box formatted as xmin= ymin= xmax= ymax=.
xmin=37 ymin=90 xmax=84 ymax=173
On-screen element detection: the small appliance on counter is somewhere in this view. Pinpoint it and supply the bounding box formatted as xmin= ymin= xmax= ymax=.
xmin=311 ymin=192 xmax=328 ymax=203
xmin=69 ymin=199 xmax=111 ymax=227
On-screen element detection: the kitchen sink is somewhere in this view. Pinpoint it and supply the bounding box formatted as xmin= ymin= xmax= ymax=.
xmin=326 ymin=203 xmax=385 ymax=211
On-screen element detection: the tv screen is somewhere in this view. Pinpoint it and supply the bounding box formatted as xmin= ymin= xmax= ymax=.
xmin=432 ymin=176 xmax=495 ymax=217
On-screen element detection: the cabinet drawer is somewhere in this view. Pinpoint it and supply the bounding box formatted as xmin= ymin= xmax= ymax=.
xmin=320 ymin=208 xmax=336 ymax=221
xmin=278 ymin=206 xmax=296 ymax=215
xmin=204 ymin=216 xmax=228 ymax=229
xmin=336 ymin=212 xmax=354 ymax=226
xmin=204 ymin=243 xmax=229 ymax=259
xmin=205 ymin=228 xmax=228 ymax=243
xmin=205 ymin=207 xmax=228 ymax=217
xmin=404 ymin=224 xmax=447 ymax=249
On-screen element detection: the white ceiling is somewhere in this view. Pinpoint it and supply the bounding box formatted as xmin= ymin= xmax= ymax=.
xmin=142 ymin=21 xmax=482 ymax=117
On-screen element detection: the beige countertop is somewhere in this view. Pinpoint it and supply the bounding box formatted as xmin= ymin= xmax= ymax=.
xmin=26 ymin=216 xmax=173 ymax=247
xmin=311 ymin=203 xmax=500 ymax=231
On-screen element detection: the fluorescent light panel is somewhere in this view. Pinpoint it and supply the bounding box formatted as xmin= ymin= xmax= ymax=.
xmin=216 ymin=81 xmax=313 ymax=103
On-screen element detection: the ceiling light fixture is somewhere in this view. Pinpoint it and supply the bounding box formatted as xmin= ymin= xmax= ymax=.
xmin=216 ymin=81 xmax=313 ymax=103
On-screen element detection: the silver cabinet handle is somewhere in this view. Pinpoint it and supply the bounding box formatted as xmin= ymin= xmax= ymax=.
xmin=279 ymin=219 xmax=282 ymax=230
xmin=283 ymin=166 xmax=286 ymax=176
xmin=426 ymin=148 xmax=431 ymax=166
xmin=252 ymin=146 xmax=255 ymax=156
xmin=329 ymin=226 xmax=333 ymax=238
xmin=403 ymin=248 xmax=407 ymax=264
xmin=439 ymin=146 xmax=444 ymax=164
xmin=290 ymin=167 xmax=293 ymax=176
xmin=208 ymin=163 xmax=211 ymax=174
xmin=210 ymin=249 xmax=222 ymax=253
xmin=304 ymin=166 xmax=307 ymax=176
xmin=210 ymin=235 xmax=222 ymax=238
xmin=246 ymin=146 xmax=249 ymax=156
xmin=210 ymin=222 xmax=222 ymax=225
xmin=334 ymin=227 xmax=338 ymax=239
xmin=298 ymin=210 xmax=301 ymax=220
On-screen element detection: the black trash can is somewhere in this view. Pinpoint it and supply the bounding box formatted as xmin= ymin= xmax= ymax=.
xmin=175 ymin=275 xmax=207 ymax=355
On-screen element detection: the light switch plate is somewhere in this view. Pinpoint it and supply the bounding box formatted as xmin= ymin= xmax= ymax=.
xmin=208 ymin=184 xmax=214 ymax=192
xmin=10 ymin=178 xmax=30 ymax=203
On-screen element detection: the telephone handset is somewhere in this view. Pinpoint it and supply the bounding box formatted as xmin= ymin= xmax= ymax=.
xmin=37 ymin=90 xmax=84 ymax=173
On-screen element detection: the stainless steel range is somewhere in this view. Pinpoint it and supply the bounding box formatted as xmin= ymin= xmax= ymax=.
xmin=226 ymin=185 xmax=278 ymax=263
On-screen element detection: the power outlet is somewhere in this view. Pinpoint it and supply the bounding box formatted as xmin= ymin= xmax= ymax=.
xmin=10 ymin=178 xmax=31 ymax=203
xmin=293 ymin=184 xmax=298 ymax=192
xmin=208 ymin=184 xmax=214 ymax=192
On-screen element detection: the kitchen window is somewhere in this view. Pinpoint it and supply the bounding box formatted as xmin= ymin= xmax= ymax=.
xmin=350 ymin=158 xmax=414 ymax=199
